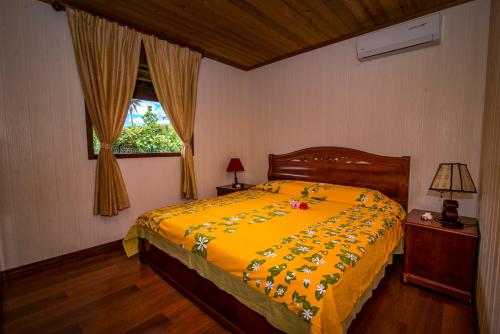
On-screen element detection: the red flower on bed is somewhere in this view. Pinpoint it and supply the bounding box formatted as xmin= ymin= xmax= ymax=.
xmin=299 ymin=202 xmax=309 ymax=210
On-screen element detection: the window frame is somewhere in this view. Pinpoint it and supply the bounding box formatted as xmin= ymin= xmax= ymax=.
xmin=85 ymin=111 xmax=183 ymax=160
xmin=85 ymin=45 xmax=188 ymax=160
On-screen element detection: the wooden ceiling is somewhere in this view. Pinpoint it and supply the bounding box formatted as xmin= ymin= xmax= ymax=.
xmin=41 ymin=0 xmax=471 ymax=70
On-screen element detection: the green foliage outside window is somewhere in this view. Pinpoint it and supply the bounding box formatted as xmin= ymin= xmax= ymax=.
xmin=93 ymin=105 xmax=183 ymax=154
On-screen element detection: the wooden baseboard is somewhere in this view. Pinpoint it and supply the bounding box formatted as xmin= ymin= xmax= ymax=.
xmin=1 ymin=240 xmax=123 ymax=283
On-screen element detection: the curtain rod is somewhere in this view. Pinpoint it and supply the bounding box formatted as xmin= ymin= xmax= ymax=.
xmin=49 ymin=1 xmax=205 ymax=58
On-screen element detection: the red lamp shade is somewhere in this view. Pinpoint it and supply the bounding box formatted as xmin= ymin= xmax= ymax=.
xmin=226 ymin=158 xmax=244 ymax=172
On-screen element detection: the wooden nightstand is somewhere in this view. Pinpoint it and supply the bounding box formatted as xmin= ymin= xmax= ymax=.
xmin=216 ymin=184 xmax=255 ymax=196
xmin=403 ymin=209 xmax=479 ymax=302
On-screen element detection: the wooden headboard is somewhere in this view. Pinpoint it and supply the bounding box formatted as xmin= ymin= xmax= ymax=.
xmin=268 ymin=147 xmax=410 ymax=210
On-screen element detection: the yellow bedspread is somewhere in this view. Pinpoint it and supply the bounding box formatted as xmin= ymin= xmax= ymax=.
xmin=123 ymin=180 xmax=405 ymax=334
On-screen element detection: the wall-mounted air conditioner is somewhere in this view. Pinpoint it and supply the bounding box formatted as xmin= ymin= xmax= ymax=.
xmin=357 ymin=13 xmax=441 ymax=61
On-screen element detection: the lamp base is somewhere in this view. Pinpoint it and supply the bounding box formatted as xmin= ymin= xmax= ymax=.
xmin=435 ymin=199 xmax=463 ymax=227
xmin=232 ymin=172 xmax=239 ymax=188
xmin=434 ymin=215 xmax=464 ymax=227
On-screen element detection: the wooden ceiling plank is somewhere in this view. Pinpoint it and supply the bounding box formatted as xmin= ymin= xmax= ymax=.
xmin=359 ymin=0 xmax=392 ymax=25
xmin=143 ymin=0 xmax=286 ymax=58
xmin=378 ymin=0 xmax=406 ymax=20
xmin=121 ymin=0 xmax=302 ymax=57
xmin=105 ymin=0 xmax=271 ymax=63
xmin=410 ymin=0 xmax=426 ymax=11
xmin=211 ymin=0 xmax=308 ymax=54
xmin=305 ymin=0 xmax=359 ymax=36
xmin=321 ymin=0 xmax=364 ymax=33
xmin=396 ymin=0 xmax=417 ymax=15
xmin=180 ymin=0 xmax=294 ymax=56
xmin=254 ymin=0 xmax=328 ymax=43
xmin=424 ymin=0 xmax=452 ymax=10
xmin=193 ymin=0 xmax=328 ymax=55
xmin=54 ymin=0 xmax=260 ymax=68
xmin=247 ymin=0 xmax=471 ymax=70
xmin=65 ymin=0 xmax=267 ymax=66
xmin=227 ymin=0 xmax=311 ymax=48
xmin=283 ymin=0 xmax=344 ymax=39
xmin=52 ymin=0 xmax=205 ymax=53
xmin=340 ymin=0 xmax=377 ymax=29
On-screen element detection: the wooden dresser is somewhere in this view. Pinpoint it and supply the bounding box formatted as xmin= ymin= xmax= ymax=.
xmin=403 ymin=209 xmax=479 ymax=302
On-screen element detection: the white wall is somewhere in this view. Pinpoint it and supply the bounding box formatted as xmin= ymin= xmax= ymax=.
xmin=245 ymin=0 xmax=490 ymax=218
xmin=0 ymin=0 xmax=250 ymax=270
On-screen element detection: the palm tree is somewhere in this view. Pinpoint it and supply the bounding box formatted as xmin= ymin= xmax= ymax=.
xmin=128 ymin=99 xmax=142 ymax=126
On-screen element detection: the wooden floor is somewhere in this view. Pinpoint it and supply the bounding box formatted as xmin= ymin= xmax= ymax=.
xmin=1 ymin=250 xmax=473 ymax=334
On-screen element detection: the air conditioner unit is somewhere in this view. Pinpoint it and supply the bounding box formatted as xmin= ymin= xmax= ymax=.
xmin=357 ymin=13 xmax=441 ymax=61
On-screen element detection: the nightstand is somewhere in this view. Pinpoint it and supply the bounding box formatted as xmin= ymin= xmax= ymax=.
xmin=403 ymin=209 xmax=479 ymax=302
xmin=216 ymin=184 xmax=255 ymax=196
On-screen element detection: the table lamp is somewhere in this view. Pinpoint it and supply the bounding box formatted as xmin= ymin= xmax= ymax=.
xmin=429 ymin=163 xmax=477 ymax=226
xmin=226 ymin=158 xmax=244 ymax=188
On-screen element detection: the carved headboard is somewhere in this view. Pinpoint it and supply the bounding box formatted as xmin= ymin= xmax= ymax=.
xmin=268 ymin=147 xmax=410 ymax=210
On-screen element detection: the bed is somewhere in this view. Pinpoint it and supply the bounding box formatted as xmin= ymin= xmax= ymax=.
xmin=123 ymin=147 xmax=410 ymax=334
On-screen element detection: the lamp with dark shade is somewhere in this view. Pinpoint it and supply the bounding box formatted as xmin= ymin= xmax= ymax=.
xmin=226 ymin=158 xmax=244 ymax=187
xmin=429 ymin=163 xmax=477 ymax=226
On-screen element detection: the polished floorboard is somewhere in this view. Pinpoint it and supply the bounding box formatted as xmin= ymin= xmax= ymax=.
xmin=1 ymin=250 xmax=473 ymax=334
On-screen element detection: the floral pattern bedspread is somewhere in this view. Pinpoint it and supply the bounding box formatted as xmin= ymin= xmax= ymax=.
xmin=123 ymin=180 xmax=405 ymax=334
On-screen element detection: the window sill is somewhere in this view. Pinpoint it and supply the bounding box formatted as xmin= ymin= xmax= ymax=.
xmin=88 ymin=152 xmax=181 ymax=160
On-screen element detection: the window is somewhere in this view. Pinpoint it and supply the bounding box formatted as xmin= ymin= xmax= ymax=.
xmin=85 ymin=46 xmax=184 ymax=159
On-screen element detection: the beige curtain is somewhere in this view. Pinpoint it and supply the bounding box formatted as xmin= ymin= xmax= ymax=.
xmin=67 ymin=8 xmax=142 ymax=216
xmin=143 ymin=35 xmax=202 ymax=199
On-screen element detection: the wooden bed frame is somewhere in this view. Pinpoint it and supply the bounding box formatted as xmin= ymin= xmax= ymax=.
xmin=139 ymin=147 xmax=410 ymax=333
